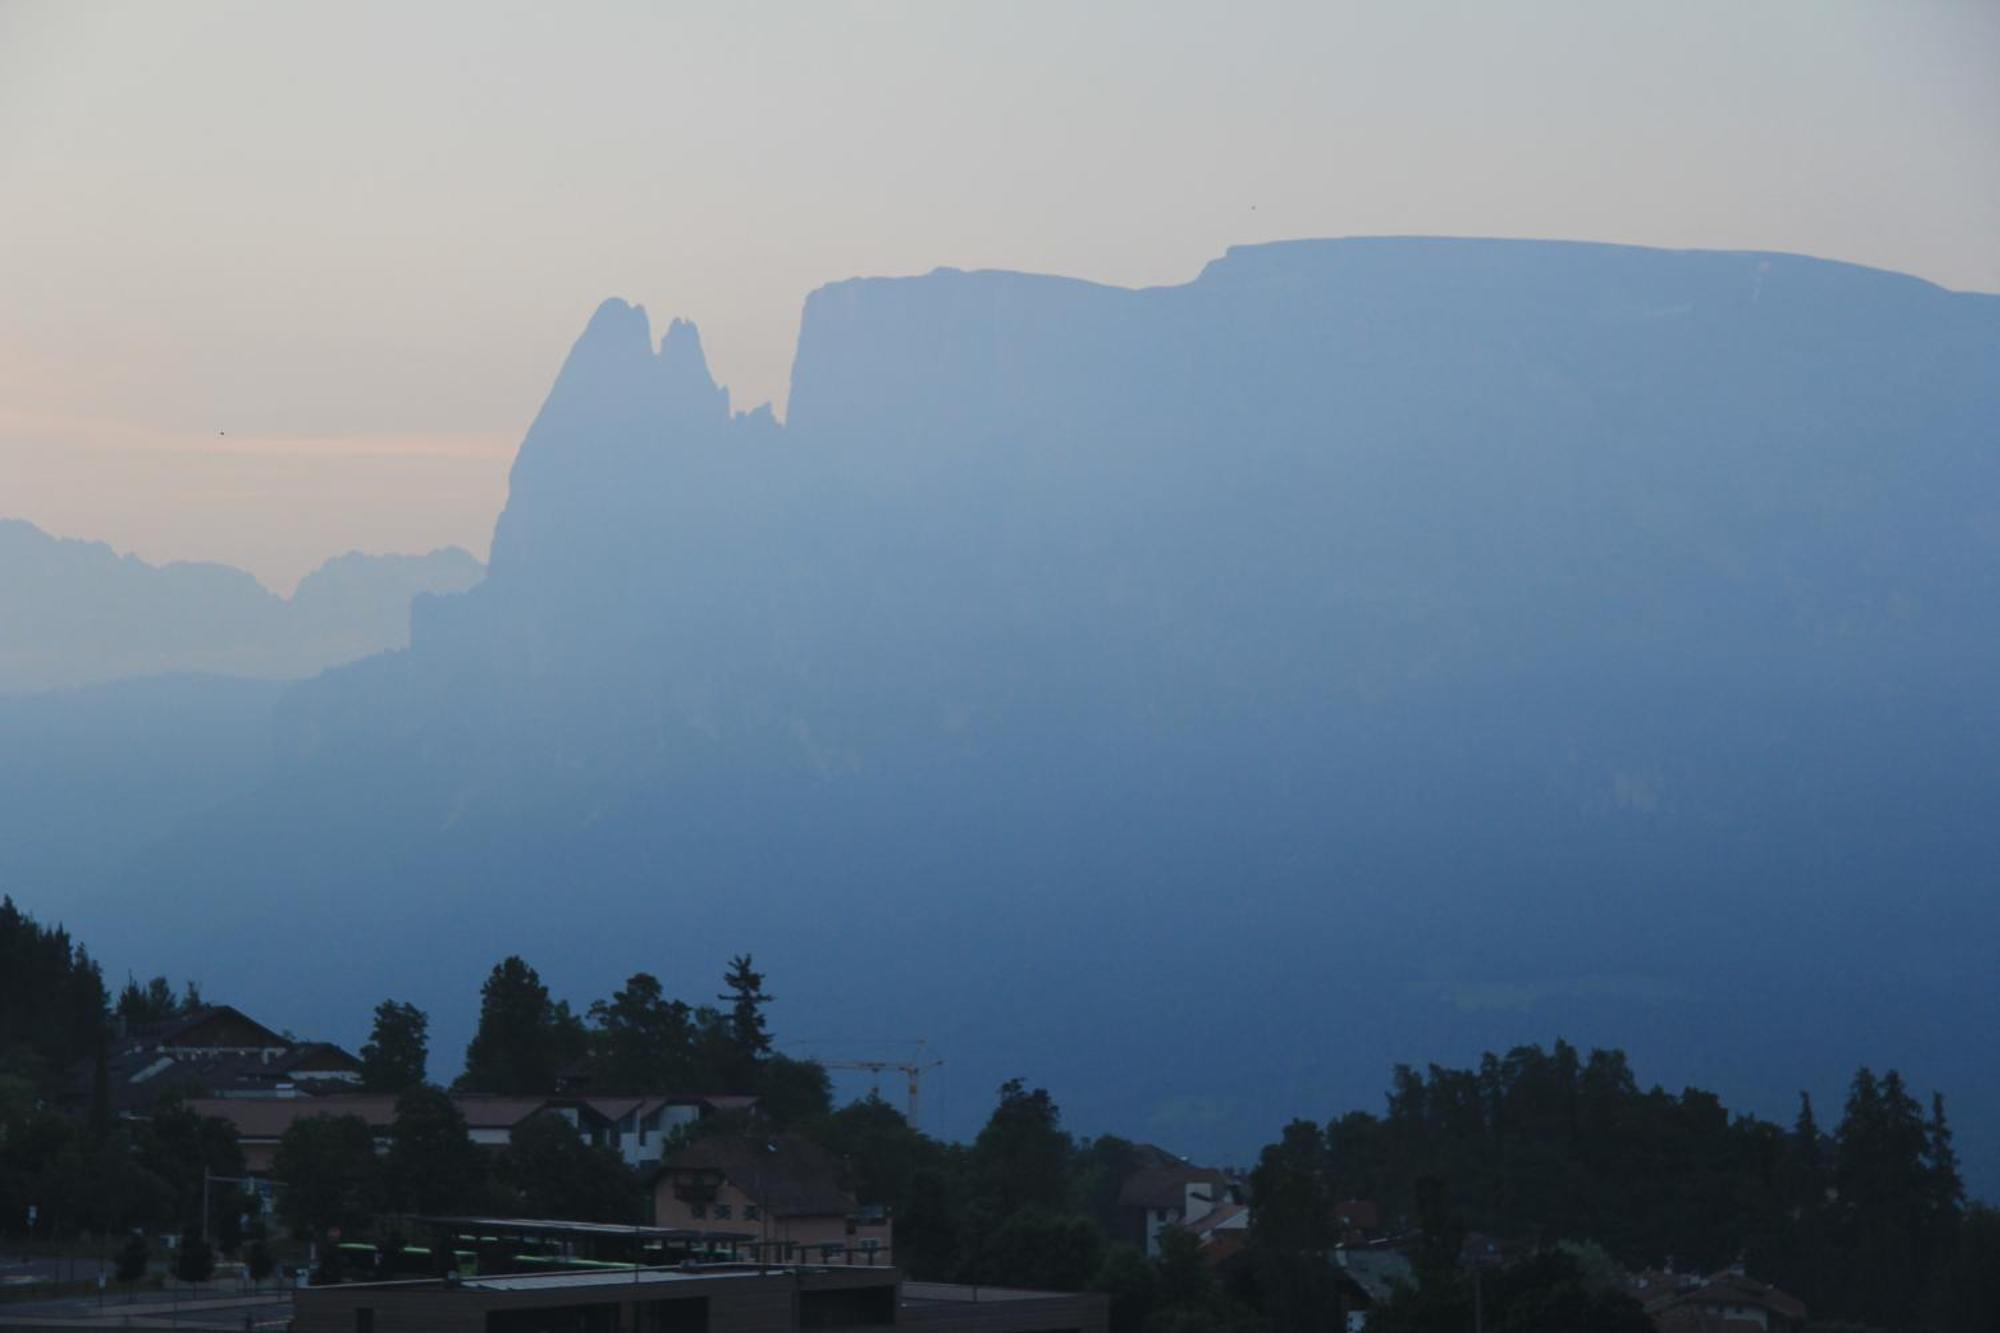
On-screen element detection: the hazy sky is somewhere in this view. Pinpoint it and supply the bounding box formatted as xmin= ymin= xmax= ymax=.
xmin=2 ymin=0 xmax=1995 ymax=590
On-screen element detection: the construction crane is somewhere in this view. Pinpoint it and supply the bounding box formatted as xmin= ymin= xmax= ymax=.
xmin=822 ymin=1041 xmax=944 ymax=1129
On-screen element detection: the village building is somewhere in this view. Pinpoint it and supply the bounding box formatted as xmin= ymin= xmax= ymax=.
xmin=72 ymin=1004 xmax=364 ymax=1116
xmin=1332 ymin=1247 xmax=1415 ymax=1333
xmin=1111 ymin=1147 xmax=1240 ymax=1257
xmin=586 ymin=1094 xmax=759 ymax=1168
xmin=1643 ymin=1267 xmax=1807 ymax=1333
xmin=654 ymin=1135 xmax=893 ymax=1268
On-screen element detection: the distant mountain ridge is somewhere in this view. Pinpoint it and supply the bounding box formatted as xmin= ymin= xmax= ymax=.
xmin=23 ymin=237 xmax=2000 ymax=1191
xmin=0 ymin=518 xmax=483 ymax=694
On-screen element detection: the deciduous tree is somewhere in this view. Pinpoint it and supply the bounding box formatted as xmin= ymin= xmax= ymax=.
xmin=970 ymin=1079 xmax=1073 ymax=1218
xmin=115 ymin=1232 xmax=149 ymax=1286
xmin=501 ymin=1112 xmax=637 ymax=1222
xmin=359 ymin=1000 xmax=429 ymax=1093
xmin=173 ymin=1228 xmax=214 ymax=1286
xmin=460 ymin=957 xmax=585 ymax=1094
xmin=272 ymin=1114 xmax=381 ymax=1239
xmin=384 ymin=1085 xmax=485 ymax=1214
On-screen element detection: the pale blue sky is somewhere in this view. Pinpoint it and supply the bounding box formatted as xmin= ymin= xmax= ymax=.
xmin=2 ymin=0 xmax=1994 ymax=588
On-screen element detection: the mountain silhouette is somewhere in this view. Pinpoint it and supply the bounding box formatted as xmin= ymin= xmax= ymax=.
xmin=0 ymin=519 xmax=483 ymax=694
xmin=30 ymin=237 xmax=2000 ymax=1187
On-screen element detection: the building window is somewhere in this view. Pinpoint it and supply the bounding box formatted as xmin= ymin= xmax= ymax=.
xmin=689 ymin=1202 xmax=706 ymax=1219
xmin=744 ymin=1205 xmax=760 ymax=1221
xmin=713 ymin=1204 xmax=732 ymax=1220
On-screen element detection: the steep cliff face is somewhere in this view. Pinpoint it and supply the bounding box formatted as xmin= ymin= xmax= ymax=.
xmin=104 ymin=238 xmax=2000 ymax=1178
xmin=389 ymin=236 xmax=2000 ymax=799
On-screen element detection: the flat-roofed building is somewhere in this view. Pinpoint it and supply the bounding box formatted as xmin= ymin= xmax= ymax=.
xmin=293 ymin=1264 xmax=1106 ymax=1333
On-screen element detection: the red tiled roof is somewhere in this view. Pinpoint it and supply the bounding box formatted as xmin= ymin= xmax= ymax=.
xmin=1647 ymin=1272 xmax=1806 ymax=1324
xmin=1184 ymin=1202 xmax=1247 ymax=1238
xmin=453 ymin=1096 xmax=590 ymax=1129
xmin=696 ymin=1094 xmax=759 ymax=1111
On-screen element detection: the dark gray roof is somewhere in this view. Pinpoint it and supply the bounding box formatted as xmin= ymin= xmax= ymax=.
xmin=1117 ymin=1162 xmax=1231 ymax=1209
xmin=665 ymin=1135 xmax=859 ymax=1218
xmin=1337 ymin=1248 xmax=1414 ymax=1305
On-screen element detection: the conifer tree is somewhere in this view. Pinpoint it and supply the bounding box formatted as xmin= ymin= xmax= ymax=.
xmin=718 ymin=955 xmax=773 ymax=1085
xmin=1924 ymin=1091 xmax=1963 ymax=1224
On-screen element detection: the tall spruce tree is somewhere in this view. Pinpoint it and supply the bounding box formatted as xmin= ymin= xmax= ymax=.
xmin=1924 ymin=1092 xmax=1964 ymax=1225
xmin=718 ymin=955 xmax=773 ymax=1085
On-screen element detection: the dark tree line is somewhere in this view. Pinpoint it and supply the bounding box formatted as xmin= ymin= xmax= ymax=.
xmin=807 ymin=1051 xmax=1998 ymax=1332
xmin=8 ymin=895 xmax=1997 ymax=1329
xmin=268 ymin=953 xmax=831 ymax=1252
xmin=0 ymin=896 xmax=109 ymax=1092
xmin=114 ymin=974 xmax=204 ymax=1028
xmin=1301 ymin=1041 xmax=1990 ymax=1331
xmin=0 ymin=900 xmax=207 ymax=1243
xmin=443 ymin=952 xmax=827 ymax=1119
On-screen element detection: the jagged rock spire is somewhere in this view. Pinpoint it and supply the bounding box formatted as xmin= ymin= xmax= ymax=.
xmin=489 ymin=299 xmax=735 ymax=575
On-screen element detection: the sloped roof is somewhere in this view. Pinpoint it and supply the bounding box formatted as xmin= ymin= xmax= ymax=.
xmin=1184 ymin=1201 xmax=1248 ymax=1238
xmin=189 ymin=1093 xmax=626 ymax=1142
xmin=454 ymin=1096 xmax=592 ymax=1130
xmin=1337 ymin=1247 xmax=1414 ymax=1306
xmin=279 ymin=1042 xmax=361 ymax=1073
xmin=82 ymin=1051 xmax=307 ymax=1115
xmin=188 ymin=1094 xmax=400 ymax=1139
xmin=1117 ymin=1163 xmax=1231 ymax=1210
xmin=1647 ymin=1272 xmax=1806 ymax=1322
xmin=148 ymin=1006 xmax=290 ymax=1050
xmin=665 ymin=1135 xmax=857 ymax=1218
xmin=587 ymin=1097 xmax=648 ymax=1122
xmin=586 ymin=1093 xmax=758 ymax=1123
xmin=693 ymin=1094 xmax=759 ymax=1113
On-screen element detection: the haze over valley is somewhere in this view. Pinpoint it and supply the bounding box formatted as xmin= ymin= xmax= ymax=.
xmin=0 ymin=520 xmax=481 ymax=694
xmin=6 ymin=235 xmax=1996 ymax=1193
